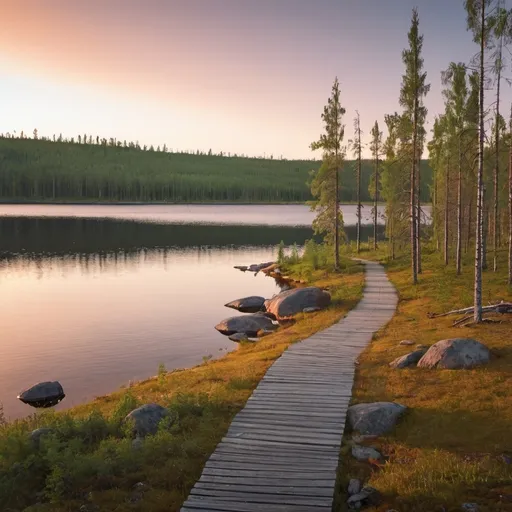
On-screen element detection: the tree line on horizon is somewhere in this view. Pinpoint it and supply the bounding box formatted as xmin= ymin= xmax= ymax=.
xmin=0 ymin=135 xmax=433 ymax=204
xmin=308 ymin=0 xmax=512 ymax=324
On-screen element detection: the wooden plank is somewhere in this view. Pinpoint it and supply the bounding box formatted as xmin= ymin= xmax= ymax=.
xmin=193 ymin=481 xmax=334 ymax=497
xmin=189 ymin=489 xmax=333 ymax=506
xmin=200 ymin=468 xmax=336 ymax=480
xmin=182 ymin=497 xmax=330 ymax=511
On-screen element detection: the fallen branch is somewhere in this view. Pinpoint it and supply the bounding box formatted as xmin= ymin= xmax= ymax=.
xmin=428 ymin=301 xmax=512 ymax=319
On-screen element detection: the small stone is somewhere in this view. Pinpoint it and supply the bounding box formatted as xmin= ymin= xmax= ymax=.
xmin=352 ymin=434 xmax=378 ymax=444
xmin=347 ymin=486 xmax=381 ymax=509
xmin=461 ymin=504 xmax=479 ymax=512
xmin=133 ymin=482 xmax=148 ymax=491
xmin=303 ymin=307 xmax=322 ymax=313
xmin=352 ymin=445 xmax=382 ymax=462
xmin=228 ymin=332 xmax=249 ymax=342
xmin=399 ymin=340 xmax=415 ymax=346
xmin=80 ymin=506 xmax=88 ymax=512
xmin=389 ymin=349 xmax=427 ymax=369
xmin=30 ymin=427 xmax=54 ymax=447
xmin=347 ymin=478 xmax=361 ymax=496
xmin=132 ymin=437 xmax=144 ymax=450
xmin=416 ymin=344 xmax=429 ymax=350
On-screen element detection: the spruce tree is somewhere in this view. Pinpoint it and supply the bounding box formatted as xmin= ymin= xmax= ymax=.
xmin=310 ymin=77 xmax=346 ymax=270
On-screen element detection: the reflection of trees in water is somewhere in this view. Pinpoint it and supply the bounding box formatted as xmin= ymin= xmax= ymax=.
xmin=0 ymin=246 xmax=283 ymax=277
xmin=0 ymin=217 xmax=386 ymax=275
xmin=0 ymin=217 xmax=318 ymax=256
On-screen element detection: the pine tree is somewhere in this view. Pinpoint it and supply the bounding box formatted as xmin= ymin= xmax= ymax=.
xmin=350 ymin=111 xmax=363 ymax=252
xmin=400 ymin=8 xmax=430 ymax=284
xmin=442 ymin=62 xmax=469 ymax=275
xmin=369 ymin=121 xmax=383 ymax=250
xmin=310 ymin=77 xmax=346 ymax=270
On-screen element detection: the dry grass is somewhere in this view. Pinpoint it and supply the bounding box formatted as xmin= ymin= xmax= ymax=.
xmin=0 ymin=258 xmax=364 ymax=512
xmin=334 ymin=247 xmax=512 ymax=512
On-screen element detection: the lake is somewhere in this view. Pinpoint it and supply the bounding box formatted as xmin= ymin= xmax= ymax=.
xmin=0 ymin=204 xmax=385 ymax=420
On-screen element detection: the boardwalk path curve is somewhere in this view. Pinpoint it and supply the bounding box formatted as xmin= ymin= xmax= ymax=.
xmin=181 ymin=260 xmax=398 ymax=512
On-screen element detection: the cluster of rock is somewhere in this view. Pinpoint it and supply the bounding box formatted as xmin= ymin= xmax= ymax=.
xmin=215 ymin=262 xmax=332 ymax=342
xmin=390 ymin=338 xmax=491 ymax=370
xmin=345 ymin=401 xmax=407 ymax=509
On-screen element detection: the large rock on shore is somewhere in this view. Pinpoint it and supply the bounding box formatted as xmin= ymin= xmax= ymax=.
xmin=417 ymin=338 xmax=490 ymax=370
xmin=215 ymin=313 xmax=277 ymax=336
xmin=124 ymin=404 xmax=169 ymax=438
xmin=347 ymin=402 xmax=407 ymax=436
xmin=224 ymin=296 xmax=266 ymax=313
xmin=264 ymin=287 xmax=331 ymax=320
xmin=17 ymin=381 xmax=65 ymax=408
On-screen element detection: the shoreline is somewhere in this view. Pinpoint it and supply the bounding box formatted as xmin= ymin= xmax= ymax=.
xmin=0 ymin=200 xmax=391 ymax=206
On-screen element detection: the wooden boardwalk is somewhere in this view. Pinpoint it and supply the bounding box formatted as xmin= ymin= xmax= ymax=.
xmin=181 ymin=260 xmax=397 ymax=512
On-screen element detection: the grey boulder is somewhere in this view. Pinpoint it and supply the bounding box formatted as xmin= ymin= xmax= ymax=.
xmin=264 ymin=287 xmax=331 ymax=320
xmin=124 ymin=403 xmax=169 ymax=438
xmin=417 ymin=338 xmax=490 ymax=370
xmin=18 ymin=381 xmax=65 ymax=408
xmin=348 ymin=402 xmax=407 ymax=436
xmin=347 ymin=486 xmax=381 ymax=509
xmin=389 ymin=349 xmax=427 ymax=369
xmin=215 ymin=313 xmax=277 ymax=337
xmin=347 ymin=478 xmax=361 ymax=496
xmin=352 ymin=445 xmax=382 ymax=462
xmin=30 ymin=428 xmax=54 ymax=447
xmin=224 ymin=296 xmax=266 ymax=313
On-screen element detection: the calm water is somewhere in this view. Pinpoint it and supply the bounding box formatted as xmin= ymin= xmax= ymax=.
xmin=0 ymin=205 xmax=386 ymax=420
xmin=0 ymin=203 xmax=386 ymax=227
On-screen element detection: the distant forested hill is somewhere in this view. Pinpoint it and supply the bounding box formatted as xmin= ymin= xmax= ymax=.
xmin=0 ymin=137 xmax=433 ymax=203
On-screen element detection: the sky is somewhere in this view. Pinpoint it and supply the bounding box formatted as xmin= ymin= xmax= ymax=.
xmin=1 ymin=0 xmax=511 ymax=159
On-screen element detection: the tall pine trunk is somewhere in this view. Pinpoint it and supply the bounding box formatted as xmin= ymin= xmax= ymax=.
xmin=445 ymin=159 xmax=450 ymax=266
xmin=356 ymin=120 xmax=362 ymax=253
xmin=416 ymin=156 xmax=422 ymax=273
xmin=411 ymin=104 xmax=418 ymax=284
xmin=509 ymin=106 xmax=512 ymax=285
xmin=457 ymin=134 xmax=463 ymax=275
xmin=474 ymin=2 xmax=485 ymax=323
xmin=374 ymin=153 xmax=379 ymax=250
xmin=335 ymin=152 xmax=340 ymax=271
xmin=494 ymin=31 xmax=502 ymax=272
